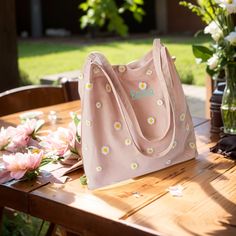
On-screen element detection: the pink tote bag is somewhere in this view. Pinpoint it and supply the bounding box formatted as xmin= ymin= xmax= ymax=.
xmin=79 ymin=39 xmax=197 ymax=189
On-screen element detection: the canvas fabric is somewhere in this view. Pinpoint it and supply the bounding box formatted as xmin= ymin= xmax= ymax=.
xmin=79 ymin=39 xmax=198 ymax=189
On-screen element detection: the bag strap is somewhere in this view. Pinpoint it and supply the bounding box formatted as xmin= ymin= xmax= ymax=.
xmin=87 ymin=39 xmax=177 ymax=157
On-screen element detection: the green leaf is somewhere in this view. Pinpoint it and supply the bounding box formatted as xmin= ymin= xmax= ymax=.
xmin=206 ymin=66 xmax=216 ymax=76
xmin=192 ymin=45 xmax=213 ymax=62
xmin=80 ymin=175 xmax=88 ymax=185
xmin=79 ymin=3 xmax=89 ymax=11
xmin=71 ymin=112 xmax=81 ymax=127
xmin=79 ymin=0 xmax=144 ymax=37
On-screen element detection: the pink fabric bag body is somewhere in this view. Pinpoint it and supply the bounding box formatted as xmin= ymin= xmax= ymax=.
xmin=79 ymin=39 xmax=198 ymax=189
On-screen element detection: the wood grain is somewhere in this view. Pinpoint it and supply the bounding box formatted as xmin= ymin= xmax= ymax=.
xmin=126 ymin=157 xmax=236 ymax=235
xmin=27 ymin=121 xmax=223 ymax=236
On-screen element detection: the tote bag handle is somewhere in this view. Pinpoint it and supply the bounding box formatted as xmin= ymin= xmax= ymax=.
xmin=87 ymin=40 xmax=176 ymax=158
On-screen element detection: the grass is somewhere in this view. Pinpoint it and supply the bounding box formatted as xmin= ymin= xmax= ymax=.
xmin=1 ymin=211 xmax=49 ymax=236
xmin=18 ymin=36 xmax=209 ymax=86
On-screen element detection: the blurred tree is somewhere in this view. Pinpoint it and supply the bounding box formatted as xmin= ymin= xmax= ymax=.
xmin=79 ymin=0 xmax=145 ymax=37
xmin=0 ymin=0 xmax=20 ymax=92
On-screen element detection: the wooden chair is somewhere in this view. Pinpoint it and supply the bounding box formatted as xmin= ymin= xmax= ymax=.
xmin=0 ymin=85 xmax=66 ymax=117
xmin=61 ymin=78 xmax=80 ymax=101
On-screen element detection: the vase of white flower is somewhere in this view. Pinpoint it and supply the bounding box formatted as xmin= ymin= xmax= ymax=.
xmin=221 ymin=64 xmax=236 ymax=134
xmin=180 ymin=0 xmax=236 ymax=134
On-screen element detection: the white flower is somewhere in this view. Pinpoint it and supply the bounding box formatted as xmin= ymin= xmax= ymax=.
xmin=225 ymin=31 xmax=236 ymax=45
xmin=195 ymin=58 xmax=202 ymax=64
xmin=146 ymin=147 xmax=154 ymax=154
xmin=113 ymin=122 xmax=122 ymax=131
xmin=125 ymin=138 xmax=132 ymax=146
xmin=207 ymin=54 xmax=219 ymax=70
xmin=105 ymin=83 xmax=111 ymax=93
xmin=85 ymin=82 xmax=93 ymax=90
xmin=101 ymin=146 xmax=110 ymax=155
xmin=147 ymin=117 xmax=156 ymax=125
xmin=204 ymin=21 xmax=223 ymax=41
xmin=216 ymin=0 xmax=236 ymax=14
xmin=139 ymin=82 xmax=147 ymax=90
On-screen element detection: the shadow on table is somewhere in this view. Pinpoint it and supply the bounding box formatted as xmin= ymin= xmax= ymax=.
xmin=93 ymin=153 xmax=236 ymax=236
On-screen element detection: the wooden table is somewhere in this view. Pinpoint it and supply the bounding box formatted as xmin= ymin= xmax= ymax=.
xmin=0 ymin=101 xmax=236 ymax=236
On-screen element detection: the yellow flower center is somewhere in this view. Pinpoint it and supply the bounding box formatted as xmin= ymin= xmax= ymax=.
xmin=85 ymin=83 xmax=93 ymax=90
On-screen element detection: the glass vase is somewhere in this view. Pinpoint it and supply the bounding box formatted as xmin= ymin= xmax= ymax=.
xmin=221 ymin=65 xmax=236 ymax=134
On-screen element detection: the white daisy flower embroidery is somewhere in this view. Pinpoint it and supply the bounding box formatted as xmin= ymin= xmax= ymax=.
xmin=93 ymin=66 xmax=100 ymax=74
xmin=139 ymin=82 xmax=147 ymax=90
xmin=180 ymin=113 xmax=186 ymax=121
xmin=101 ymin=146 xmax=110 ymax=155
xmin=146 ymin=147 xmax=154 ymax=154
xmin=157 ymin=99 xmax=163 ymax=106
xmin=172 ymin=141 xmax=177 ymax=149
xmin=118 ymin=65 xmax=126 ymax=73
xmin=125 ymin=138 xmax=132 ymax=146
xmin=166 ymin=160 xmax=172 ymax=165
xmin=85 ymin=120 xmax=92 ymax=127
xmin=96 ymin=166 xmax=102 ymax=172
xmin=114 ymin=121 xmax=122 ymax=130
xmin=189 ymin=142 xmax=196 ymax=149
xmin=131 ymin=162 xmax=139 ymax=170
xmin=106 ymin=83 xmax=112 ymax=93
xmin=96 ymin=102 xmax=102 ymax=109
xmin=78 ymin=73 xmax=83 ymax=80
xmin=146 ymin=69 xmax=152 ymax=75
xmin=147 ymin=117 xmax=155 ymax=125
xmin=85 ymin=82 xmax=93 ymax=90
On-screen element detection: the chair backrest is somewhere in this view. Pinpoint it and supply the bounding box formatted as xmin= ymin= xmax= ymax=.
xmin=0 ymin=85 xmax=66 ymax=116
xmin=61 ymin=78 xmax=80 ymax=101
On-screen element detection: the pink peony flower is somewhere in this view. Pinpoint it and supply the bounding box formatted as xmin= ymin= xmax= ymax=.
xmin=17 ymin=119 xmax=37 ymax=136
xmin=4 ymin=119 xmax=44 ymax=152
xmin=6 ymin=132 xmax=30 ymax=152
xmin=68 ymin=122 xmax=77 ymax=148
xmin=40 ymin=127 xmax=74 ymax=157
xmin=2 ymin=151 xmax=43 ymax=179
xmin=0 ymin=127 xmax=12 ymax=150
xmin=17 ymin=119 xmax=44 ymax=136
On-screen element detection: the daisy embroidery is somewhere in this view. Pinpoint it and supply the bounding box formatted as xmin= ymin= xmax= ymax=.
xmin=114 ymin=122 xmax=122 ymax=130
xmin=139 ymin=82 xmax=147 ymax=90
xmin=125 ymin=138 xmax=132 ymax=146
xmin=147 ymin=117 xmax=155 ymax=125
xmin=146 ymin=147 xmax=154 ymax=154
xmin=96 ymin=102 xmax=102 ymax=109
xmin=106 ymin=83 xmax=112 ymax=93
xmin=101 ymin=146 xmax=110 ymax=155
xmin=85 ymin=82 xmax=93 ymax=90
